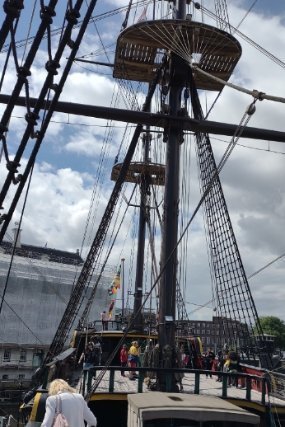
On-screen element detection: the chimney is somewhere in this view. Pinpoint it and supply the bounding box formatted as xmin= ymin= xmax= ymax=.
xmin=12 ymin=222 xmax=22 ymax=248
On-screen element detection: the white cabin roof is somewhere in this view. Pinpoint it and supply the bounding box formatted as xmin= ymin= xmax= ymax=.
xmin=128 ymin=392 xmax=260 ymax=424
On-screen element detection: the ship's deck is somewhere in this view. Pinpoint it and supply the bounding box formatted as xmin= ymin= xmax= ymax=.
xmin=76 ymin=368 xmax=285 ymax=411
xmin=20 ymin=367 xmax=285 ymax=427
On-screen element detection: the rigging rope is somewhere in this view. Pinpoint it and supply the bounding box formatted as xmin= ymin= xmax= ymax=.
xmin=87 ymin=97 xmax=260 ymax=398
xmin=235 ymin=0 xmax=259 ymax=30
xmin=20 ymin=0 xmax=38 ymax=64
xmin=79 ymin=184 xmax=137 ymax=326
xmin=192 ymin=65 xmax=285 ymax=104
xmin=214 ymin=0 xmax=231 ymax=33
xmin=248 ymin=253 xmax=285 ymax=280
xmin=196 ymin=3 xmax=285 ymax=70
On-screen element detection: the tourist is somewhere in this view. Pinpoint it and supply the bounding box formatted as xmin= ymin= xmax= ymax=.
xmin=101 ymin=311 xmax=109 ymax=330
xmin=90 ymin=336 xmax=102 ymax=374
xmin=228 ymin=350 xmax=241 ymax=387
xmin=120 ymin=344 xmax=128 ymax=376
xmin=78 ymin=342 xmax=97 ymax=394
xmin=204 ymin=348 xmax=215 ymax=378
xmin=128 ymin=341 xmax=139 ymax=380
xmin=41 ymin=378 xmax=97 ymax=427
xmin=215 ymin=350 xmax=224 ymax=382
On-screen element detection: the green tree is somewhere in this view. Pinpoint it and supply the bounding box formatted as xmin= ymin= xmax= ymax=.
xmin=258 ymin=316 xmax=285 ymax=349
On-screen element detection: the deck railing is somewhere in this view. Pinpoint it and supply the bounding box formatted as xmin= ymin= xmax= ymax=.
xmin=86 ymin=365 xmax=270 ymax=406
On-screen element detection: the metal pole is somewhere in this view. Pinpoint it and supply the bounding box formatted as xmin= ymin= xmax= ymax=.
xmin=133 ymin=131 xmax=151 ymax=331
xmin=121 ymin=258 xmax=125 ymax=319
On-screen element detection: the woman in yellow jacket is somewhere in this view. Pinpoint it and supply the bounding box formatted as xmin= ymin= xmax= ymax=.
xmin=128 ymin=341 xmax=139 ymax=380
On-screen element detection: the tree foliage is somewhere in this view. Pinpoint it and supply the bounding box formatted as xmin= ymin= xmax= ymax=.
xmin=258 ymin=316 xmax=285 ymax=349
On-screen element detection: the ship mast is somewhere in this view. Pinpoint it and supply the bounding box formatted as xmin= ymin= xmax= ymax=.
xmin=0 ymin=0 xmax=276 ymax=374
xmin=132 ymin=128 xmax=151 ymax=332
xmin=157 ymin=0 xmax=187 ymax=391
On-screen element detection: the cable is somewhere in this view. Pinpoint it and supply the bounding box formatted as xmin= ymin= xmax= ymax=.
xmin=248 ymin=253 xmax=285 ymax=280
xmin=197 ymin=3 xmax=285 ymax=70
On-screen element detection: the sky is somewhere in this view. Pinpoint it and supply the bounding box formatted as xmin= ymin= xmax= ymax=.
xmin=0 ymin=0 xmax=285 ymax=324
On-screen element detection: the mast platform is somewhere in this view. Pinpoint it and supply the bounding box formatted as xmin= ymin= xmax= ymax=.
xmin=111 ymin=162 xmax=165 ymax=186
xmin=113 ymin=20 xmax=242 ymax=91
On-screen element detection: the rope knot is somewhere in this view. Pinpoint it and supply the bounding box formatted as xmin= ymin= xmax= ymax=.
xmin=17 ymin=66 xmax=31 ymax=79
xmin=6 ymin=160 xmax=20 ymax=174
xmin=45 ymin=60 xmax=60 ymax=75
xmin=40 ymin=6 xmax=56 ymax=23
xmin=66 ymin=8 xmax=80 ymax=25
xmin=0 ymin=124 xmax=8 ymax=134
xmin=3 ymin=0 xmax=24 ymax=18
xmin=25 ymin=112 xmax=38 ymax=126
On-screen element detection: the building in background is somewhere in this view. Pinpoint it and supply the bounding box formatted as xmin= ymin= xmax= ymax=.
xmin=187 ymin=316 xmax=249 ymax=352
xmin=0 ymin=236 xmax=114 ymax=394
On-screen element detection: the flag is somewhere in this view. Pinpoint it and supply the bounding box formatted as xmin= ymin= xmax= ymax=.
xmin=137 ymin=5 xmax=148 ymax=23
xmin=111 ymin=265 xmax=121 ymax=290
xmin=104 ymin=264 xmax=122 ymax=320
xmin=108 ymin=301 xmax=115 ymax=318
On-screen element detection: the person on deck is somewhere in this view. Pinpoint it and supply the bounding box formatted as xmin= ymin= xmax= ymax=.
xmin=204 ymin=348 xmax=215 ymax=378
xmin=215 ymin=350 xmax=224 ymax=382
xmin=78 ymin=342 xmax=97 ymax=394
xmin=120 ymin=344 xmax=128 ymax=376
xmin=91 ymin=336 xmax=102 ymax=374
xmin=41 ymin=378 xmax=97 ymax=427
xmin=101 ymin=311 xmax=109 ymax=330
xmin=228 ymin=350 xmax=241 ymax=387
xmin=128 ymin=341 xmax=139 ymax=380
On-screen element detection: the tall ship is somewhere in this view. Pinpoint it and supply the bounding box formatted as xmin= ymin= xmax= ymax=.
xmin=1 ymin=1 xmax=285 ymax=426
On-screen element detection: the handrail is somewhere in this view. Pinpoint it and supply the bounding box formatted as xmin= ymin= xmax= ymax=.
xmin=85 ymin=365 xmax=270 ymax=405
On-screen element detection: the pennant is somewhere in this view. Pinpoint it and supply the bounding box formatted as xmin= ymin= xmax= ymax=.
xmin=137 ymin=5 xmax=148 ymax=23
xmin=108 ymin=301 xmax=115 ymax=318
xmin=104 ymin=264 xmax=122 ymax=320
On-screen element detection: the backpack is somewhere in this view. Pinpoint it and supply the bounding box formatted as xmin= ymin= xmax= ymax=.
xmin=53 ymin=396 xmax=69 ymax=427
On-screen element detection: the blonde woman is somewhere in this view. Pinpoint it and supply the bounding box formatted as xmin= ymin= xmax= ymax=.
xmin=41 ymin=379 xmax=97 ymax=427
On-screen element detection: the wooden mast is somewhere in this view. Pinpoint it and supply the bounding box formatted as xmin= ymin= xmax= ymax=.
xmin=157 ymin=0 xmax=187 ymax=392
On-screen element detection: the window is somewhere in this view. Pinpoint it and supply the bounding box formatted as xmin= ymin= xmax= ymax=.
xmin=3 ymin=349 xmax=11 ymax=362
xmin=18 ymin=374 xmax=25 ymax=380
xmin=2 ymin=374 xmax=8 ymax=380
xmin=33 ymin=350 xmax=44 ymax=367
xmin=19 ymin=349 xmax=26 ymax=362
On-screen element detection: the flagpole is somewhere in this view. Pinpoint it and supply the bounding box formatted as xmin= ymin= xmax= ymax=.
xmin=121 ymin=258 xmax=125 ymax=319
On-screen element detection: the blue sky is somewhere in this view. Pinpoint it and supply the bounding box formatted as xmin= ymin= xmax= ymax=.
xmin=249 ymin=0 xmax=284 ymax=15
